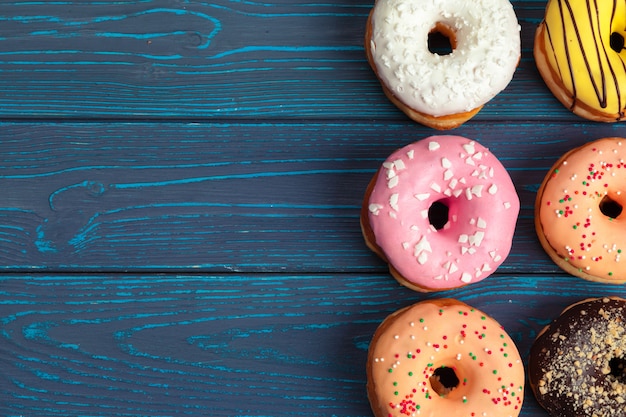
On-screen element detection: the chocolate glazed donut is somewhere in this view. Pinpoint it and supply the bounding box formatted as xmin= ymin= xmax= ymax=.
xmin=529 ymin=297 xmax=626 ymax=416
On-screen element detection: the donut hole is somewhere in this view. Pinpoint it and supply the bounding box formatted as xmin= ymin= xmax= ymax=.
xmin=428 ymin=23 xmax=456 ymax=56
xmin=429 ymin=366 xmax=460 ymax=396
xmin=428 ymin=200 xmax=449 ymax=230
xmin=609 ymin=357 xmax=626 ymax=383
xmin=610 ymin=32 xmax=625 ymax=53
xmin=599 ymin=195 xmax=623 ymax=219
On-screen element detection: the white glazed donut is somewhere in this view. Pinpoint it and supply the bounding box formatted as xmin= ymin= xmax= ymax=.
xmin=365 ymin=0 xmax=521 ymax=130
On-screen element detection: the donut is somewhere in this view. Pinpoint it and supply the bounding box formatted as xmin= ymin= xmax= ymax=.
xmin=364 ymin=0 xmax=521 ymax=130
xmin=367 ymin=298 xmax=525 ymax=417
xmin=361 ymin=135 xmax=520 ymax=292
xmin=528 ymin=296 xmax=626 ymax=417
xmin=535 ymin=137 xmax=626 ymax=283
xmin=534 ymin=0 xmax=626 ymax=122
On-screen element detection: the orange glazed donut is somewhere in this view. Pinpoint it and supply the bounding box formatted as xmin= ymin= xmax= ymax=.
xmin=534 ymin=0 xmax=626 ymax=122
xmin=361 ymin=136 xmax=520 ymax=292
xmin=367 ymin=298 xmax=525 ymax=417
xmin=535 ymin=137 xmax=626 ymax=283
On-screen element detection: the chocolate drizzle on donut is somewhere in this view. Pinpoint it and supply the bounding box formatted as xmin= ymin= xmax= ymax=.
xmin=529 ymin=297 xmax=626 ymax=416
xmin=542 ymin=0 xmax=626 ymax=120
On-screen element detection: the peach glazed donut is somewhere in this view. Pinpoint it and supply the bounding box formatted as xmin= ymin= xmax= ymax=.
xmin=529 ymin=296 xmax=626 ymax=417
xmin=365 ymin=0 xmax=521 ymax=130
xmin=361 ymin=135 xmax=520 ymax=292
xmin=535 ymin=137 xmax=626 ymax=283
xmin=367 ymin=298 xmax=525 ymax=417
xmin=534 ymin=0 xmax=626 ymax=122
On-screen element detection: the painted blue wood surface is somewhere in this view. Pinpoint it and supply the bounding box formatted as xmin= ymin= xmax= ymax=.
xmin=0 ymin=0 xmax=593 ymax=121
xmin=2 ymin=121 xmax=626 ymax=273
xmin=2 ymin=0 xmax=626 ymax=416
xmin=4 ymin=273 xmax=626 ymax=416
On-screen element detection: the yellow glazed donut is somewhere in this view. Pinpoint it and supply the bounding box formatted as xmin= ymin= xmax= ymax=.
xmin=365 ymin=0 xmax=521 ymax=130
xmin=534 ymin=0 xmax=626 ymax=122
xmin=535 ymin=137 xmax=626 ymax=283
xmin=367 ymin=298 xmax=525 ymax=417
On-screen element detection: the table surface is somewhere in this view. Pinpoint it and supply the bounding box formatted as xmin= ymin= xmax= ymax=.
xmin=3 ymin=1 xmax=626 ymax=416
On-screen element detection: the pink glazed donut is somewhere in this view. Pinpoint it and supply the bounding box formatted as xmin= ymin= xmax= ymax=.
xmin=360 ymin=135 xmax=520 ymax=291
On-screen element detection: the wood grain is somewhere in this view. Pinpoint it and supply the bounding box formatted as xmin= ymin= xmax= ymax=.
xmin=0 ymin=121 xmax=624 ymax=272
xmin=0 ymin=0 xmax=584 ymax=121
xmin=3 ymin=273 xmax=626 ymax=416
xmin=3 ymin=0 xmax=626 ymax=415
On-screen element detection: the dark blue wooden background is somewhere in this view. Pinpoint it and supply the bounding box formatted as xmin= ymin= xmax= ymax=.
xmin=2 ymin=1 xmax=626 ymax=416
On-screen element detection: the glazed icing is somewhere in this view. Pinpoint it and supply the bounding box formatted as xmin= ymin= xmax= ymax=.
xmin=538 ymin=0 xmax=626 ymax=118
xmin=537 ymin=137 xmax=626 ymax=280
xmin=528 ymin=297 xmax=626 ymax=417
xmin=368 ymin=0 xmax=520 ymax=116
xmin=368 ymin=299 xmax=524 ymax=417
xmin=367 ymin=136 xmax=519 ymax=290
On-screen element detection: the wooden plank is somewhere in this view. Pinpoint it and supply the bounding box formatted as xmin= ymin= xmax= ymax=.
xmin=0 ymin=0 xmax=582 ymax=121
xmin=2 ymin=272 xmax=625 ymax=416
xmin=1 ymin=120 xmax=625 ymax=272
